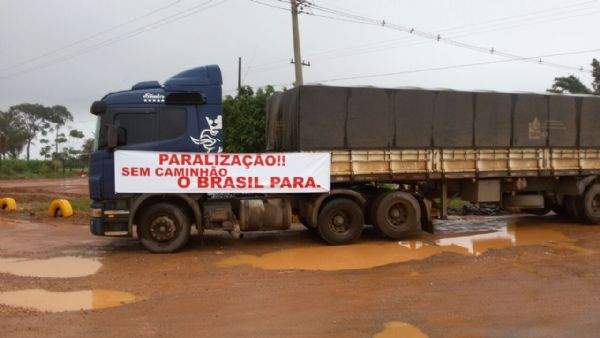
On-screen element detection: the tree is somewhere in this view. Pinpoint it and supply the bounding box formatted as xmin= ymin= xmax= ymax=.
xmin=8 ymin=103 xmax=47 ymax=160
xmin=548 ymin=58 xmax=600 ymax=95
xmin=43 ymin=105 xmax=74 ymax=155
xmin=592 ymin=58 xmax=600 ymax=94
xmin=222 ymin=86 xmax=275 ymax=152
xmin=69 ymin=129 xmax=84 ymax=139
xmin=79 ymin=138 xmax=94 ymax=164
xmin=0 ymin=110 xmax=28 ymax=159
xmin=548 ymin=75 xmax=591 ymax=94
xmin=57 ymin=129 xmax=85 ymax=172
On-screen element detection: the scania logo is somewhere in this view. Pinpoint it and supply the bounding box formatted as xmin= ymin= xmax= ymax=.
xmin=143 ymin=93 xmax=165 ymax=103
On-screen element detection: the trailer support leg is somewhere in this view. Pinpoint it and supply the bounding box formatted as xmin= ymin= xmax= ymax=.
xmin=440 ymin=179 xmax=448 ymax=220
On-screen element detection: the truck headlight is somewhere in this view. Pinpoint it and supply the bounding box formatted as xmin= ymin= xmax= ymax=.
xmin=91 ymin=208 xmax=102 ymax=218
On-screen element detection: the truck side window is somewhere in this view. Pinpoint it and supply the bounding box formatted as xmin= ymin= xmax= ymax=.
xmin=159 ymin=108 xmax=187 ymax=140
xmin=114 ymin=112 xmax=158 ymax=145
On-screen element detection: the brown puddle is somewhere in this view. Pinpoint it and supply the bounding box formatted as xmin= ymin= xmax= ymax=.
xmin=373 ymin=321 xmax=427 ymax=338
xmin=0 ymin=256 xmax=102 ymax=278
xmin=217 ymin=223 xmax=594 ymax=271
xmin=0 ymin=289 xmax=138 ymax=312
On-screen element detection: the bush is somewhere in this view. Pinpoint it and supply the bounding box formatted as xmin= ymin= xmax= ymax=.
xmin=0 ymin=160 xmax=82 ymax=179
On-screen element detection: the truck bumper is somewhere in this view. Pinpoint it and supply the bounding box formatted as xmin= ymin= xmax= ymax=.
xmin=89 ymin=207 xmax=131 ymax=237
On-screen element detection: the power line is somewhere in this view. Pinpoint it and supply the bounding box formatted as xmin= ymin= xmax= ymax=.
xmin=0 ymin=0 xmax=227 ymax=80
xmin=300 ymin=1 xmax=593 ymax=74
xmin=308 ymin=48 xmax=600 ymax=84
xmin=0 ymin=0 xmax=184 ymax=73
xmin=247 ymin=0 xmax=598 ymax=77
xmin=223 ymin=48 xmax=599 ymax=93
xmin=249 ymin=0 xmax=289 ymax=12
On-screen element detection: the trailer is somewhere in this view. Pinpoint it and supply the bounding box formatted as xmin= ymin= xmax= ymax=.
xmin=88 ymin=65 xmax=600 ymax=253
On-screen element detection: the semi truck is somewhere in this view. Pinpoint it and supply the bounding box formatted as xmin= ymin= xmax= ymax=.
xmin=89 ymin=64 xmax=600 ymax=253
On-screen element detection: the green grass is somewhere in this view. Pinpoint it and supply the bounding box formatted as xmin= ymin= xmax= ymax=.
xmin=69 ymin=197 xmax=91 ymax=212
xmin=0 ymin=160 xmax=85 ymax=179
xmin=448 ymin=197 xmax=471 ymax=209
xmin=432 ymin=197 xmax=472 ymax=209
xmin=19 ymin=196 xmax=91 ymax=220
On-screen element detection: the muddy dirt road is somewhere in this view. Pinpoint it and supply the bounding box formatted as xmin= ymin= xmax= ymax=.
xmin=1 ymin=179 xmax=599 ymax=337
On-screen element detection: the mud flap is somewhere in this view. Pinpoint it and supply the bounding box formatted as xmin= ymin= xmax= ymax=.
xmin=416 ymin=196 xmax=434 ymax=233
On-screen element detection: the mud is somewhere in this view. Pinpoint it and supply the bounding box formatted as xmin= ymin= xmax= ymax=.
xmin=0 ymin=178 xmax=88 ymax=196
xmin=0 ymin=289 xmax=138 ymax=312
xmin=217 ymin=222 xmax=591 ymax=271
xmin=374 ymin=322 xmax=428 ymax=338
xmin=0 ymin=256 xmax=101 ymax=278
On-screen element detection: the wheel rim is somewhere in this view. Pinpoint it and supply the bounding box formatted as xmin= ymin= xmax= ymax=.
xmin=328 ymin=211 xmax=351 ymax=234
xmin=386 ymin=202 xmax=409 ymax=227
xmin=149 ymin=214 xmax=179 ymax=242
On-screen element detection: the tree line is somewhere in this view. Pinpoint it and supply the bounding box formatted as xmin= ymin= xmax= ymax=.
xmin=0 ymin=103 xmax=93 ymax=165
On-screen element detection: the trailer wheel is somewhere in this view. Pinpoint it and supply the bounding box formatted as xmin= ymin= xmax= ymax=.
xmin=317 ymin=198 xmax=364 ymax=245
xmin=138 ymin=203 xmax=191 ymax=253
xmin=583 ymin=184 xmax=600 ymax=224
xmin=372 ymin=191 xmax=420 ymax=239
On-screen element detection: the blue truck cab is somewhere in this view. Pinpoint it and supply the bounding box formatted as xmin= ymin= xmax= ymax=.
xmin=88 ymin=65 xmax=224 ymax=246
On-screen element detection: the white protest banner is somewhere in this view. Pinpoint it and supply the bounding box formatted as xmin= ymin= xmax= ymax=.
xmin=114 ymin=150 xmax=330 ymax=194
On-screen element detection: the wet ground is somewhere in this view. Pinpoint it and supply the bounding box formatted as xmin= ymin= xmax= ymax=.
xmin=1 ymin=179 xmax=600 ymax=337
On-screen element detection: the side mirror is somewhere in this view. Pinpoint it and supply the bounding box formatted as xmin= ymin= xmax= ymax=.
xmin=90 ymin=101 xmax=106 ymax=115
xmin=106 ymin=125 xmax=126 ymax=151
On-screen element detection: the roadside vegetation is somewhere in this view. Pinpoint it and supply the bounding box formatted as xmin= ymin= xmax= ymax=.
xmin=548 ymin=58 xmax=600 ymax=94
xmin=222 ymin=85 xmax=275 ymax=152
xmin=0 ymin=159 xmax=86 ymax=179
xmin=0 ymin=103 xmax=93 ymax=178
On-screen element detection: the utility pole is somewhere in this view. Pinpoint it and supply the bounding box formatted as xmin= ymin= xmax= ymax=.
xmin=237 ymin=57 xmax=242 ymax=93
xmin=290 ymin=0 xmax=304 ymax=86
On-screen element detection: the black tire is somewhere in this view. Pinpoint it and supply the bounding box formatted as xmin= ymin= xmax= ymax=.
xmin=582 ymin=184 xmax=600 ymax=224
xmin=369 ymin=193 xmax=386 ymax=233
xmin=372 ymin=191 xmax=420 ymax=239
xmin=564 ymin=196 xmax=584 ymax=220
xmin=317 ymin=198 xmax=364 ymax=245
xmin=138 ymin=203 xmax=191 ymax=253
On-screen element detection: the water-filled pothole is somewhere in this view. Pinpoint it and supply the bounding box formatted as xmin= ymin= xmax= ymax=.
xmin=373 ymin=321 xmax=427 ymax=338
xmin=217 ymin=222 xmax=591 ymax=271
xmin=0 ymin=256 xmax=101 ymax=278
xmin=0 ymin=289 xmax=138 ymax=312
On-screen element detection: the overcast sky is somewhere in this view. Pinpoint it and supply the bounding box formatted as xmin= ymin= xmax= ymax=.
xmin=0 ymin=0 xmax=598 ymax=158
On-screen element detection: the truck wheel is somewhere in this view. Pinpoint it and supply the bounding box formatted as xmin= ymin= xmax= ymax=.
xmin=564 ymin=196 xmax=584 ymax=220
xmin=138 ymin=203 xmax=191 ymax=253
xmin=317 ymin=198 xmax=364 ymax=245
xmin=372 ymin=191 xmax=420 ymax=239
xmin=583 ymin=184 xmax=600 ymax=224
